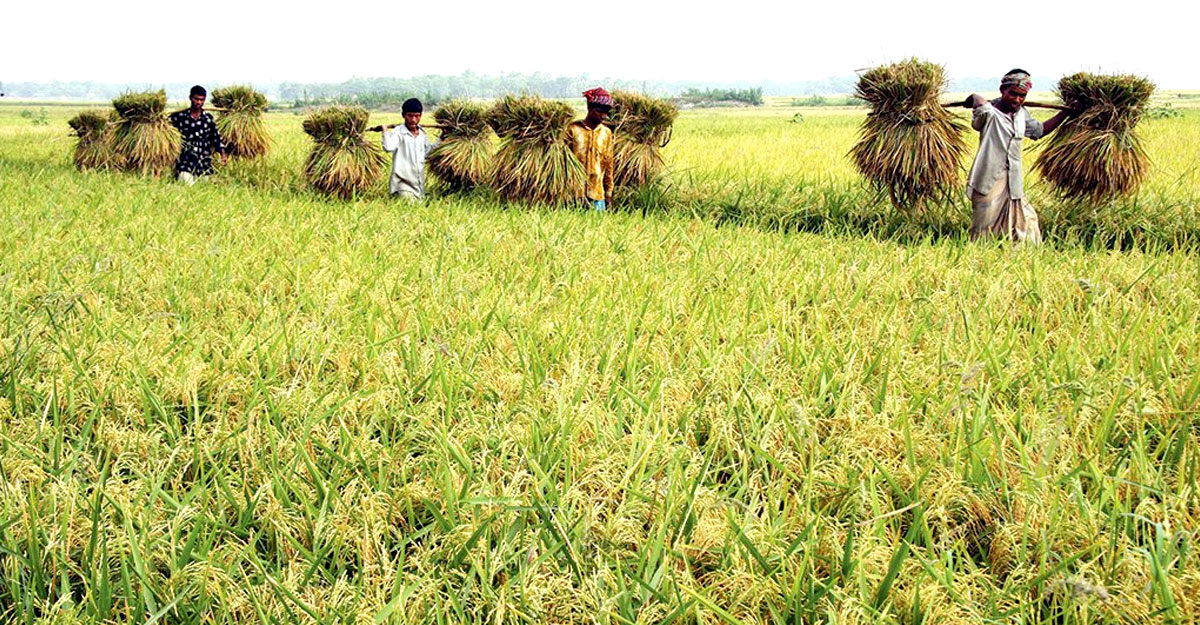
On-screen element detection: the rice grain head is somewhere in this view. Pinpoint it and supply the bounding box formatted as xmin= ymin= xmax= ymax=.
xmin=488 ymin=95 xmax=584 ymax=205
xmin=850 ymin=58 xmax=968 ymax=211
xmin=68 ymin=109 xmax=116 ymax=171
xmin=1035 ymin=72 xmax=1154 ymax=203
xmin=211 ymin=85 xmax=270 ymax=159
xmin=110 ymin=90 xmax=181 ymax=177
xmin=302 ymin=106 xmax=386 ymax=200
xmin=608 ymin=90 xmax=678 ymax=189
xmin=427 ymin=99 xmax=494 ymax=192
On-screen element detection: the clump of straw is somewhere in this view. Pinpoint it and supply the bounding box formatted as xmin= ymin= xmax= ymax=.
xmin=850 ymin=59 xmax=968 ymax=210
xmin=68 ymin=109 xmax=116 ymax=171
xmin=1034 ymin=73 xmax=1154 ymax=203
xmin=608 ymin=90 xmax=678 ymax=189
xmin=489 ymin=95 xmax=585 ymax=204
xmin=427 ymin=99 xmax=493 ymax=192
xmin=302 ymin=106 xmax=386 ymax=200
xmin=211 ymin=85 xmax=270 ymax=159
xmin=110 ymin=90 xmax=181 ymax=176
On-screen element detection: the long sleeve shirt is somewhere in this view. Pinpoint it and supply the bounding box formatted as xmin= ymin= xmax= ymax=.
xmin=566 ymin=121 xmax=614 ymax=201
xmin=381 ymin=126 xmax=435 ymax=197
xmin=168 ymin=109 xmax=224 ymax=176
xmin=967 ymin=100 xmax=1045 ymax=199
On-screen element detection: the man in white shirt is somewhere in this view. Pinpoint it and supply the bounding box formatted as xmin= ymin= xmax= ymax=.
xmin=381 ymin=98 xmax=436 ymax=200
xmin=966 ymin=70 xmax=1070 ymax=243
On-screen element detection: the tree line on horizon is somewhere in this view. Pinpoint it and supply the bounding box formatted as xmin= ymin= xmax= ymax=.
xmin=1 ymin=72 xmax=1034 ymax=104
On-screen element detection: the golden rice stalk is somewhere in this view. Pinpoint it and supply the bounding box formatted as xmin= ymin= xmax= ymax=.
xmin=110 ymin=90 xmax=181 ymax=176
xmin=488 ymin=94 xmax=575 ymax=142
xmin=850 ymin=59 xmax=968 ymax=211
xmin=302 ymin=106 xmax=385 ymax=199
xmin=612 ymin=140 xmax=665 ymax=190
xmin=68 ymin=109 xmax=116 ymax=171
xmin=427 ymin=99 xmax=493 ymax=192
xmin=1034 ymin=73 xmax=1154 ymax=203
xmin=112 ymin=90 xmax=167 ymax=120
xmin=488 ymin=95 xmax=584 ymax=204
xmin=211 ymin=85 xmax=270 ymax=159
xmin=608 ymin=90 xmax=677 ymax=188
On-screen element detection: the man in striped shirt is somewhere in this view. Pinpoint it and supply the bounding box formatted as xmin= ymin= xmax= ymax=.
xmin=381 ymin=98 xmax=437 ymax=200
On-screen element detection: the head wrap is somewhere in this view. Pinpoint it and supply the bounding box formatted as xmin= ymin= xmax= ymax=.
xmin=1000 ymin=71 xmax=1033 ymax=93
xmin=582 ymin=87 xmax=613 ymax=108
xmin=402 ymin=98 xmax=423 ymax=114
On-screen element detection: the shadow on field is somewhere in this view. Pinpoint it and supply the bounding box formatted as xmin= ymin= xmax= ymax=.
xmin=613 ymin=176 xmax=1200 ymax=251
xmin=15 ymin=147 xmax=1198 ymax=252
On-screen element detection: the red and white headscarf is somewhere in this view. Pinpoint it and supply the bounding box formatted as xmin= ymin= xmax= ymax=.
xmin=583 ymin=87 xmax=614 ymax=107
xmin=1001 ymin=71 xmax=1033 ymax=93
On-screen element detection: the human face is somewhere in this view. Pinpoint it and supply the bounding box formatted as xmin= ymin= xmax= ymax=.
xmin=998 ymin=86 xmax=1027 ymax=113
xmin=403 ymin=112 xmax=421 ymax=131
xmin=190 ymin=93 xmax=205 ymax=111
xmin=585 ymin=104 xmax=610 ymax=126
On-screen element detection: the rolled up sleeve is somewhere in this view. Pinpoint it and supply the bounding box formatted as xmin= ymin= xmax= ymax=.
xmin=1024 ymin=111 xmax=1045 ymax=139
xmin=971 ymin=103 xmax=995 ymax=132
xmin=381 ymin=128 xmax=399 ymax=153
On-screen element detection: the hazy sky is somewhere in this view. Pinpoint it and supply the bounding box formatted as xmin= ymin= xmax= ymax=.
xmin=4 ymin=0 xmax=1195 ymax=88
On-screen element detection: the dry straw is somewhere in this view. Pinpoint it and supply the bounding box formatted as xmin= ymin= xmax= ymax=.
xmin=110 ymin=90 xmax=181 ymax=176
xmin=608 ymin=90 xmax=678 ymax=189
xmin=489 ymin=95 xmax=584 ymax=205
xmin=1035 ymin=73 xmax=1154 ymax=203
xmin=211 ymin=85 xmax=270 ymax=159
xmin=851 ymin=59 xmax=968 ymax=210
xmin=68 ymin=109 xmax=115 ymax=171
xmin=302 ymin=106 xmax=386 ymax=200
xmin=427 ymin=99 xmax=493 ymax=192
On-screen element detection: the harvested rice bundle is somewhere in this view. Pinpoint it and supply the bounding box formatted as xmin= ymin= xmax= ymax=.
xmin=302 ymin=106 xmax=386 ymax=199
xmin=68 ymin=109 xmax=115 ymax=170
xmin=211 ymin=85 xmax=270 ymax=158
xmin=489 ymin=95 xmax=584 ymax=204
xmin=1035 ymin=73 xmax=1154 ymax=203
xmin=110 ymin=90 xmax=181 ymax=176
xmin=608 ymin=90 xmax=677 ymax=188
xmin=850 ymin=59 xmax=968 ymax=210
xmin=427 ymin=99 xmax=493 ymax=192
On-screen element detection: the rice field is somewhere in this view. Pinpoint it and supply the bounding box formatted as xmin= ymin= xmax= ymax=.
xmin=1 ymin=102 xmax=1198 ymax=624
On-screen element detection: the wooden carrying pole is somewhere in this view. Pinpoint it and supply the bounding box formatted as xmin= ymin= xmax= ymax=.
xmin=942 ymin=100 xmax=1069 ymax=111
xmin=367 ymin=124 xmax=449 ymax=132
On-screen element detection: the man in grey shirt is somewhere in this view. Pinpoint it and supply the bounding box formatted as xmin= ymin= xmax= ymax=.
xmin=966 ymin=69 xmax=1070 ymax=243
xmin=381 ymin=98 xmax=437 ymax=200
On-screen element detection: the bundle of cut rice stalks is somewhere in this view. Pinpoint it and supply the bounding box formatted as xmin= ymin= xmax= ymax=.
xmin=489 ymin=95 xmax=584 ymax=205
xmin=427 ymin=99 xmax=493 ymax=192
xmin=1034 ymin=73 xmax=1154 ymax=203
xmin=111 ymin=90 xmax=181 ymax=176
xmin=850 ymin=59 xmax=968 ymax=210
xmin=302 ymin=106 xmax=386 ymax=199
xmin=608 ymin=90 xmax=678 ymax=189
xmin=211 ymin=85 xmax=270 ymax=158
xmin=68 ymin=109 xmax=116 ymax=171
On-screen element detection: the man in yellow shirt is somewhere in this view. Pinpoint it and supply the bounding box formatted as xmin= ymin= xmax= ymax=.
xmin=567 ymin=87 xmax=615 ymax=211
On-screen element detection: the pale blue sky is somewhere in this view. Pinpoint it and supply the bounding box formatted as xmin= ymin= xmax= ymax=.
xmin=4 ymin=0 xmax=1194 ymax=87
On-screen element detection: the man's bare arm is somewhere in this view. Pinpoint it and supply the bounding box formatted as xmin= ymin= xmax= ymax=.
xmin=1040 ymin=110 xmax=1070 ymax=135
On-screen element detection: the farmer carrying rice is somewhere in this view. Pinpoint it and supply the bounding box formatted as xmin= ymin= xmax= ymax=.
xmin=380 ymin=98 xmax=437 ymax=200
xmin=567 ymin=87 xmax=615 ymax=211
xmin=966 ymin=70 xmax=1072 ymax=243
xmin=169 ymin=85 xmax=227 ymax=184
